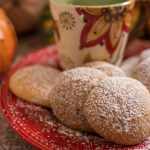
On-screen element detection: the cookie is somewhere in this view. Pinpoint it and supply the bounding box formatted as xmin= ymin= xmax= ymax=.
xmin=120 ymin=55 xmax=140 ymax=77
xmin=82 ymin=61 xmax=126 ymax=77
xmin=131 ymin=57 xmax=150 ymax=92
xmin=9 ymin=65 xmax=61 ymax=108
xmin=49 ymin=67 xmax=109 ymax=133
xmin=139 ymin=48 xmax=150 ymax=62
xmin=84 ymin=77 xmax=150 ymax=145
xmin=131 ymin=57 xmax=150 ymax=91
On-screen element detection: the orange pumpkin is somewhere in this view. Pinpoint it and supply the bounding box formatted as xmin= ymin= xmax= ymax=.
xmin=0 ymin=8 xmax=17 ymax=79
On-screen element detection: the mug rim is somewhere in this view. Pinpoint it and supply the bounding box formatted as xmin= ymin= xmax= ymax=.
xmin=50 ymin=0 xmax=132 ymax=7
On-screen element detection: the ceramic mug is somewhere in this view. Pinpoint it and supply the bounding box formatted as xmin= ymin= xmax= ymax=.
xmin=49 ymin=0 xmax=149 ymax=70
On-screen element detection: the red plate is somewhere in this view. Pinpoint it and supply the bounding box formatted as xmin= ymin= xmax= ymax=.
xmin=1 ymin=44 xmax=150 ymax=150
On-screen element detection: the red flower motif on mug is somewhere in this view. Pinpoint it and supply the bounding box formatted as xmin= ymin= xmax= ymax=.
xmin=76 ymin=1 xmax=134 ymax=55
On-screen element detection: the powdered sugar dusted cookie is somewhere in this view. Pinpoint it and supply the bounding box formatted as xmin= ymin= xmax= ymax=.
xmin=82 ymin=61 xmax=126 ymax=77
xmin=9 ymin=65 xmax=61 ymax=108
xmin=131 ymin=57 xmax=150 ymax=92
xmin=120 ymin=55 xmax=140 ymax=77
xmin=84 ymin=77 xmax=150 ymax=145
xmin=49 ymin=67 xmax=109 ymax=133
xmin=139 ymin=48 xmax=150 ymax=62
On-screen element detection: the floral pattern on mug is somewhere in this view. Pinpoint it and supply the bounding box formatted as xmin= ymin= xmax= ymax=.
xmin=59 ymin=12 xmax=76 ymax=30
xmin=60 ymin=54 xmax=75 ymax=70
xmin=76 ymin=0 xmax=135 ymax=55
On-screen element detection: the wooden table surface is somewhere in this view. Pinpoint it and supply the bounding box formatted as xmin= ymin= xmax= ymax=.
xmin=0 ymin=27 xmax=47 ymax=150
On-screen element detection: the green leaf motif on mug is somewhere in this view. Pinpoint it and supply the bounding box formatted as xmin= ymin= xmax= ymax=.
xmin=59 ymin=12 xmax=76 ymax=30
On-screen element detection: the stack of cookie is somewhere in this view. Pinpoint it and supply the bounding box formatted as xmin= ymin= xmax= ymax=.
xmin=9 ymin=60 xmax=150 ymax=146
xmin=120 ymin=48 xmax=150 ymax=77
xmin=120 ymin=48 xmax=150 ymax=93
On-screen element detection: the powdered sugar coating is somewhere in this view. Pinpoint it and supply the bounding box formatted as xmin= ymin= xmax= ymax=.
xmin=131 ymin=57 xmax=150 ymax=92
xmin=139 ymin=48 xmax=150 ymax=62
xmin=120 ymin=55 xmax=140 ymax=77
xmin=84 ymin=77 xmax=150 ymax=145
xmin=82 ymin=61 xmax=126 ymax=77
xmin=50 ymin=67 xmax=108 ymax=133
xmin=9 ymin=65 xmax=61 ymax=108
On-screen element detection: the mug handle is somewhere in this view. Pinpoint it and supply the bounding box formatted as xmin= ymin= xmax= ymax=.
xmin=127 ymin=0 xmax=150 ymax=44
